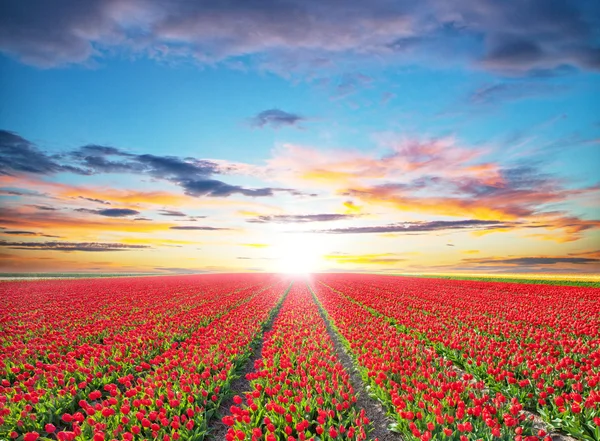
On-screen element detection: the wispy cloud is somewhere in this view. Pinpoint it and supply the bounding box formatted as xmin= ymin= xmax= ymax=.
xmin=74 ymin=208 xmax=140 ymax=217
xmin=29 ymin=205 xmax=59 ymax=211
xmin=314 ymin=219 xmax=511 ymax=234
xmin=78 ymin=196 xmax=111 ymax=205
xmin=0 ymin=240 xmax=150 ymax=252
xmin=248 ymin=213 xmax=356 ymax=223
xmin=169 ymin=226 xmax=230 ymax=231
xmin=1 ymin=230 xmax=60 ymax=238
xmin=157 ymin=210 xmax=188 ymax=217
xmin=470 ymin=82 xmax=568 ymax=105
xmin=467 ymin=256 xmax=600 ymax=265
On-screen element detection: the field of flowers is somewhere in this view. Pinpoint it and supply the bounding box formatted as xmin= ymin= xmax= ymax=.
xmin=0 ymin=274 xmax=598 ymax=441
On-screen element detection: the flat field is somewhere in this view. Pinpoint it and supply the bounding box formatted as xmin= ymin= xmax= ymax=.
xmin=1 ymin=274 xmax=598 ymax=441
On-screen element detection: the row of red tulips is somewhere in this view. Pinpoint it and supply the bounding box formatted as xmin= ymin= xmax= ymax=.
xmin=311 ymin=280 xmax=551 ymax=441
xmin=223 ymin=282 xmax=371 ymax=441
xmin=1 ymin=275 xmax=269 ymax=368
xmin=316 ymin=274 xmax=600 ymax=440
xmin=0 ymin=275 xmax=287 ymax=440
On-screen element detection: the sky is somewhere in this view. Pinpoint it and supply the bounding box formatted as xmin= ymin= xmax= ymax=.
xmin=0 ymin=0 xmax=599 ymax=275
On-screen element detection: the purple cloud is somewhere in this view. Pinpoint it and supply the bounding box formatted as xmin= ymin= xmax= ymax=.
xmin=0 ymin=0 xmax=597 ymax=75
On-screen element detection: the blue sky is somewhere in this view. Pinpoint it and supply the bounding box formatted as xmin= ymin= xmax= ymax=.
xmin=0 ymin=0 xmax=599 ymax=274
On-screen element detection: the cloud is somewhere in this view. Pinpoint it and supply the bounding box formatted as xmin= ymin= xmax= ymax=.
xmin=70 ymin=144 xmax=220 ymax=179
xmin=324 ymin=252 xmax=406 ymax=265
xmin=0 ymin=206 xmax=175 ymax=235
xmin=180 ymin=179 xmax=278 ymax=198
xmin=0 ymin=0 xmax=598 ymax=75
xmin=250 ymin=109 xmax=306 ymax=129
xmin=169 ymin=226 xmax=230 ymax=231
xmin=70 ymin=142 xmax=310 ymax=199
xmin=0 ymin=240 xmax=150 ymax=252
xmin=2 ymin=230 xmax=37 ymax=235
xmin=78 ymin=196 xmax=111 ymax=205
xmin=464 ymin=256 xmax=600 ymax=266
xmin=248 ymin=213 xmax=356 ymax=223
xmin=1 ymin=230 xmax=61 ymax=238
xmin=330 ymin=73 xmax=374 ymax=99
xmin=30 ymin=205 xmax=59 ymax=211
xmin=75 ymin=208 xmax=140 ymax=217
xmin=264 ymin=137 xmax=600 ymax=241
xmin=3 ymin=130 xmax=300 ymax=201
xmin=241 ymin=243 xmax=269 ymax=248
xmin=314 ymin=219 xmax=510 ymax=234
xmin=158 ymin=209 xmax=187 ymax=217
xmin=470 ymin=83 xmax=568 ymax=105
xmin=0 ymin=130 xmax=87 ymax=176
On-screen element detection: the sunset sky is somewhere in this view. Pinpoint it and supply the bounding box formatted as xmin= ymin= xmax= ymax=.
xmin=1 ymin=0 xmax=599 ymax=274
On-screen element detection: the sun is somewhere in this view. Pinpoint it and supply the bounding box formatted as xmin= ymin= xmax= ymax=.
xmin=273 ymin=233 xmax=324 ymax=274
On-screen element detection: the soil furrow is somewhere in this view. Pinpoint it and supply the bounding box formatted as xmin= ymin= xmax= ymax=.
xmin=207 ymin=280 xmax=293 ymax=440
xmin=308 ymin=282 xmax=401 ymax=441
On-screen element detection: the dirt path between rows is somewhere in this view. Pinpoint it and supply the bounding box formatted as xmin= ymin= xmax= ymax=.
xmin=207 ymin=282 xmax=292 ymax=440
xmin=309 ymin=283 xmax=402 ymax=441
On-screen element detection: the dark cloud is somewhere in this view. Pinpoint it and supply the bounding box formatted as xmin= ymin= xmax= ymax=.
xmin=97 ymin=208 xmax=140 ymax=217
xmin=2 ymin=130 xmax=315 ymax=201
xmin=0 ymin=240 xmax=150 ymax=252
xmin=78 ymin=196 xmax=111 ymax=205
xmin=30 ymin=205 xmax=59 ymax=211
xmin=249 ymin=213 xmax=356 ymax=223
xmin=169 ymin=226 xmax=230 ymax=230
xmin=250 ymin=109 xmax=305 ymax=129
xmin=483 ymin=38 xmax=545 ymax=68
xmin=2 ymin=230 xmax=38 ymax=235
xmin=0 ymin=188 xmax=49 ymax=197
xmin=70 ymin=145 xmax=220 ymax=179
xmin=158 ymin=210 xmax=187 ymax=217
xmin=315 ymin=219 xmax=510 ymax=234
xmin=1 ymin=230 xmax=60 ymax=238
xmin=0 ymin=0 xmax=597 ymax=75
xmin=75 ymin=208 xmax=140 ymax=217
xmin=180 ymin=179 xmax=276 ymax=198
xmin=467 ymin=257 xmax=600 ymax=265
xmin=0 ymin=130 xmax=88 ymax=176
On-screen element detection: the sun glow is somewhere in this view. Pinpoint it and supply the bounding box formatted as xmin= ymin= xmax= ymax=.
xmin=273 ymin=233 xmax=325 ymax=274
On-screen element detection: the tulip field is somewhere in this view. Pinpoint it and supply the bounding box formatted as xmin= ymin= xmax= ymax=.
xmin=1 ymin=274 xmax=599 ymax=441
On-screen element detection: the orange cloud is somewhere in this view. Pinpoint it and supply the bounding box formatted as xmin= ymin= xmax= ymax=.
xmin=342 ymin=200 xmax=363 ymax=214
xmin=346 ymin=189 xmax=516 ymax=221
xmin=0 ymin=207 xmax=175 ymax=237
